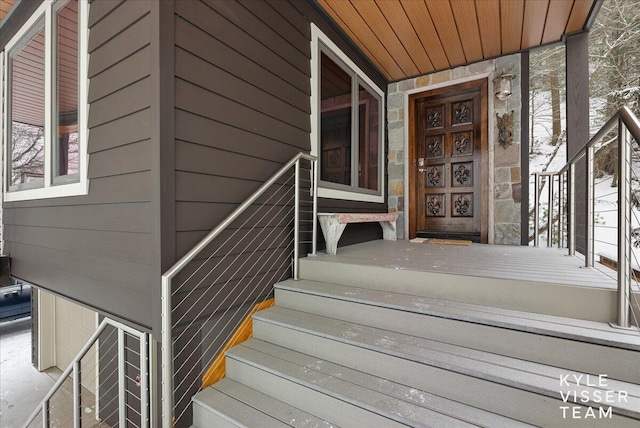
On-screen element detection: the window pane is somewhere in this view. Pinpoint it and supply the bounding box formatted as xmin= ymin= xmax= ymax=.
xmin=358 ymin=85 xmax=379 ymax=191
xmin=56 ymin=0 xmax=79 ymax=178
xmin=320 ymin=52 xmax=352 ymax=186
xmin=10 ymin=25 xmax=46 ymax=187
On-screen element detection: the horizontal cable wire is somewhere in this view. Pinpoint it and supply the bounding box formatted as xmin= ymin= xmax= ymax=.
xmin=171 ymin=181 xmax=296 ymax=321
xmin=171 ymin=190 xmax=295 ymax=332
xmin=597 ymin=191 xmax=619 ymax=199
xmin=176 ymin=226 xmax=293 ymax=396
xmin=178 ymin=231 xmax=296 ymax=382
xmin=173 ymin=197 xmax=295 ymax=344
xmin=126 ymin=401 xmax=142 ymax=417
xmin=593 ymin=239 xmax=617 ymax=246
xmin=592 ymin=264 xmax=618 ymax=282
xmin=169 ymin=162 xmax=313 ymax=423
xmin=173 ymin=249 xmax=294 ymax=422
xmin=172 ymin=171 xmax=295 ymax=298
xmin=173 ymin=225 xmax=295 ymax=397
xmin=173 ymin=251 xmax=294 ymax=420
xmin=189 ymin=245 xmax=293 ymax=374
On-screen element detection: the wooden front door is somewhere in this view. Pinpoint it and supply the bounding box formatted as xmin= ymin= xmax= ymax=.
xmin=409 ymin=80 xmax=488 ymax=242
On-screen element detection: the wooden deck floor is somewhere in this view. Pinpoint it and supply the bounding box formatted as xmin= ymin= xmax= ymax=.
xmin=313 ymin=240 xmax=618 ymax=290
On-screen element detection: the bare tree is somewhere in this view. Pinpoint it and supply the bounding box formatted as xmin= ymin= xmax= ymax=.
xmin=589 ymin=0 xmax=640 ymax=121
xmin=11 ymin=122 xmax=45 ymax=185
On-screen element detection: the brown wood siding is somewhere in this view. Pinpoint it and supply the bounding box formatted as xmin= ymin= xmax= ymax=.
xmin=2 ymin=1 xmax=153 ymax=329
xmin=174 ymin=0 xmax=387 ymax=257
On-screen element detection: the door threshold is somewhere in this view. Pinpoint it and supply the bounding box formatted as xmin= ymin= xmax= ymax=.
xmin=416 ymin=232 xmax=481 ymax=243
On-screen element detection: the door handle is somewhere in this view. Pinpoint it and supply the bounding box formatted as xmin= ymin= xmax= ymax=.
xmin=418 ymin=157 xmax=426 ymax=172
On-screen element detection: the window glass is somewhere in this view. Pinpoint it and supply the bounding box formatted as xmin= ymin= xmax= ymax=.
xmin=56 ymin=0 xmax=79 ymax=178
xmin=358 ymin=84 xmax=379 ymax=191
xmin=320 ymin=52 xmax=352 ymax=186
xmin=10 ymin=24 xmax=46 ymax=187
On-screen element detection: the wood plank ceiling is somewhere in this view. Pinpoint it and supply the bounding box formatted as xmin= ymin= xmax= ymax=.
xmin=318 ymin=0 xmax=597 ymax=82
xmin=0 ymin=0 xmax=16 ymax=22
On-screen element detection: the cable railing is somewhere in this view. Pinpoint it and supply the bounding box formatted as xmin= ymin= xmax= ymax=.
xmin=22 ymin=317 xmax=150 ymax=428
xmin=533 ymin=106 xmax=640 ymax=330
xmin=161 ymin=152 xmax=317 ymax=428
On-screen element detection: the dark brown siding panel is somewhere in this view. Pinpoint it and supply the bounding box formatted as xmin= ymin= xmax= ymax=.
xmin=4 ymin=204 xmax=151 ymax=233
xmin=88 ymin=13 xmax=150 ymax=78
xmin=175 ymin=171 xmax=272 ymax=205
xmin=90 ymin=108 xmax=151 ymax=153
xmin=205 ymin=0 xmax=309 ymax=69
xmin=175 ymin=0 xmax=309 ymax=93
xmin=88 ymin=46 xmax=151 ymax=103
xmin=174 ymin=110 xmax=301 ymax=162
xmin=237 ymin=0 xmax=309 ymax=53
xmin=174 ymin=79 xmax=308 ymax=147
xmin=87 ymin=0 xmax=124 ymax=27
xmin=173 ymin=0 xmax=388 ymax=261
xmin=3 ymin=0 xmax=153 ymax=329
xmin=88 ymin=77 xmax=151 ymax=128
xmin=87 ymin=0 xmax=149 ymax=52
xmin=9 ymin=244 xmax=152 ymax=327
xmin=175 ymin=47 xmax=309 ymax=129
xmin=3 ymin=173 xmax=151 ymax=209
xmin=4 ymin=226 xmax=152 ymax=265
xmin=174 ymin=18 xmax=309 ymax=112
xmin=88 ymin=139 xmax=151 ymax=179
xmin=175 ymin=141 xmax=283 ymax=183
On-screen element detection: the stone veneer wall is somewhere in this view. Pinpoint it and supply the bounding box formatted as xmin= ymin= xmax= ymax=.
xmin=386 ymin=55 xmax=522 ymax=245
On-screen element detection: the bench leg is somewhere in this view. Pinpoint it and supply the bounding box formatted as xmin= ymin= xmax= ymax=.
xmin=379 ymin=221 xmax=397 ymax=241
xmin=318 ymin=216 xmax=347 ymax=255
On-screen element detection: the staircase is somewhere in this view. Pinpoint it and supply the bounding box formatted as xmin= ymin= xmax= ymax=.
xmin=191 ymin=258 xmax=640 ymax=427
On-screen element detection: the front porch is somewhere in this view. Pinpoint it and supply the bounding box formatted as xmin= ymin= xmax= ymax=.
xmin=193 ymin=239 xmax=640 ymax=427
xmin=300 ymin=240 xmax=633 ymax=324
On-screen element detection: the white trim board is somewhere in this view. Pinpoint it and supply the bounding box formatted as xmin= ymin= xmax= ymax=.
xmin=310 ymin=23 xmax=386 ymax=204
xmin=402 ymin=70 xmax=496 ymax=241
xmin=2 ymin=0 xmax=90 ymax=202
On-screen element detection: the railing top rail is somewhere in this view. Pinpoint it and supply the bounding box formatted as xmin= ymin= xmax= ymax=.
xmin=620 ymin=105 xmax=640 ymax=143
xmin=533 ymin=106 xmax=640 ymax=178
xmin=162 ymin=152 xmax=317 ymax=281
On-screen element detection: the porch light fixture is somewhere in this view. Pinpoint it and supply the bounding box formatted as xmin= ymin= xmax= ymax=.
xmin=493 ymin=70 xmax=515 ymax=101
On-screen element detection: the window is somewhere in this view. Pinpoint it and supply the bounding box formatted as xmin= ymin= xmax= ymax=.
xmin=311 ymin=25 xmax=384 ymax=203
xmin=2 ymin=0 xmax=88 ymax=201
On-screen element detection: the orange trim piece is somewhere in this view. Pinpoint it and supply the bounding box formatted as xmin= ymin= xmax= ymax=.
xmin=201 ymin=298 xmax=275 ymax=389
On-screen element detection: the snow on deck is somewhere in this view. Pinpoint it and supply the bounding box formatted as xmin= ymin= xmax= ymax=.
xmin=311 ymin=240 xmax=618 ymax=290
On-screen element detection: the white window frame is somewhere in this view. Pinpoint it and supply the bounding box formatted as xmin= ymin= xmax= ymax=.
xmin=310 ymin=23 xmax=385 ymax=203
xmin=2 ymin=0 xmax=89 ymax=202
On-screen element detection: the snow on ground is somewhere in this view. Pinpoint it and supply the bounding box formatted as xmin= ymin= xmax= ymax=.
xmin=528 ymin=94 xmax=613 ymax=245
xmin=528 ymin=91 xmax=640 ymax=284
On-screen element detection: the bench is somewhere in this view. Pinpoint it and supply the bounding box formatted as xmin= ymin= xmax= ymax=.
xmin=317 ymin=212 xmax=398 ymax=255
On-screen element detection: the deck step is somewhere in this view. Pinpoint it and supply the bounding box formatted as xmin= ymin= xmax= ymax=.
xmin=192 ymin=378 xmax=333 ymax=428
xmin=192 ymin=386 xmax=290 ymax=428
xmin=275 ymin=279 xmax=640 ymax=383
xmin=226 ymin=340 xmax=531 ymax=428
xmin=298 ymin=247 xmax=619 ymax=322
xmin=252 ymin=306 xmax=640 ymax=427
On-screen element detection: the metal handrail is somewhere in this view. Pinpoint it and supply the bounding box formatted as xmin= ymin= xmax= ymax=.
xmin=161 ymin=152 xmax=318 ymax=427
xmin=22 ymin=317 xmax=150 ymax=428
xmin=532 ymin=106 xmax=640 ymax=329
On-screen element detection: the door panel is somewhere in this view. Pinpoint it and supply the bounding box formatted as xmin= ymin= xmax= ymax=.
xmin=413 ymin=83 xmax=486 ymax=241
